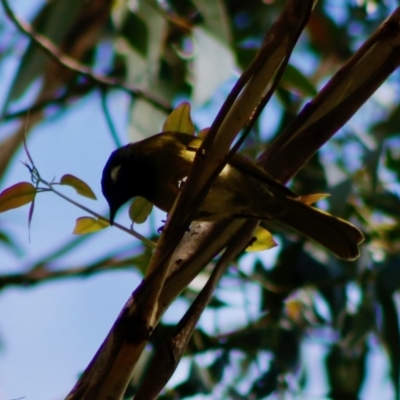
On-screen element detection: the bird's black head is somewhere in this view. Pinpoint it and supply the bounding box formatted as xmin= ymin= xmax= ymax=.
xmin=101 ymin=145 xmax=154 ymax=225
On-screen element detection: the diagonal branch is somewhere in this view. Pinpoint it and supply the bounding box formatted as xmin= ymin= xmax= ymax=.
xmin=63 ymin=4 xmax=400 ymax=400
xmin=0 ymin=254 xmax=135 ymax=289
xmin=138 ymin=0 xmax=315 ymax=332
xmin=133 ymin=222 xmax=256 ymax=400
xmin=259 ymin=7 xmax=400 ymax=182
xmin=2 ymin=84 xmax=88 ymax=121
xmin=65 ymin=2 xmax=316 ymax=399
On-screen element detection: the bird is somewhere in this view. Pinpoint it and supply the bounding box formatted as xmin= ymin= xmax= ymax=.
xmin=101 ymin=131 xmax=364 ymax=260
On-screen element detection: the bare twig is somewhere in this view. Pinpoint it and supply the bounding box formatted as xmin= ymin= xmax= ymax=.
xmin=2 ymin=81 xmax=99 ymax=121
xmin=3 ymin=92 xmax=69 ymax=121
xmin=22 ymin=158 xmax=156 ymax=248
xmin=39 ymin=177 xmax=156 ymax=248
xmin=0 ymin=0 xmax=172 ymax=113
xmin=0 ymin=253 xmax=137 ymax=289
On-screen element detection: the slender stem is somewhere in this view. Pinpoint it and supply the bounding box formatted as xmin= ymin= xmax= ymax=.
xmin=38 ymin=176 xmax=156 ymax=248
xmin=23 ymin=134 xmax=156 ymax=248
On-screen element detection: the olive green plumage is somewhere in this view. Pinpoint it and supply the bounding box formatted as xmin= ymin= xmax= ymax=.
xmin=102 ymin=132 xmax=364 ymax=260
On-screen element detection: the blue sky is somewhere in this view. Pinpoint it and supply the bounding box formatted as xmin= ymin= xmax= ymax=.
xmin=0 ymin=88 xmax=147 ymax=398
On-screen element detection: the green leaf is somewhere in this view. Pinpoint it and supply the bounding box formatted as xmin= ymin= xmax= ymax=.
xmin=192 ymin=27 xmax=235 ymax=104
xmin=116 ymin=1 xmax=170 ymax=140
xmin=129 ymin=197 xmax=153 ymax=224
xmin=163 ymin=102 xmax=195 ymax=134
xmin=60 ymin=174 xmax=97 ymax=200
xmin=115 ymin=1 xmax=165 ymax=86
xmin=4 ymin=0 xmax=83 ymax=106
xmin=73 ymin=217 xmax=109 ymax=234
xmin=129 ymin=99 xmax=169 ymax=140
xmin=0 ymin=182 xmax=36 ymax=212
xmin=118 ymin=11 xmax=148 ymax=56
xmin=191 ymin=0 xmax=231 ymax=43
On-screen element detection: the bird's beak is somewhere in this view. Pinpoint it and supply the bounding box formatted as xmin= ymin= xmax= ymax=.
xmin=109 ymin=206 xmax=117 ymax=226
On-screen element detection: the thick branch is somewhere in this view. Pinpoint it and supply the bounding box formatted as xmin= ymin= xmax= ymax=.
xmin=66 ymin=2 xmax=315 ymax=399
xmin=259 ymin=7 xmax=400 ymax=182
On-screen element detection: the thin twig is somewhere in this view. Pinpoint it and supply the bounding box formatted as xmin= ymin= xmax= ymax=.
xmin=23 ymin=161 xmax=157 ymax=248
xmin=0 ymin=247 xmax=146 ymax=289
xmin=3 ymin=91 xmax=70 ymax=120
xmin=1 ymin=0 xmax=172 ymax=113
xmin=2 ymin=81 xmax=97 ymax=121
xmin=44 ymin=178 xmax=156 ymax=248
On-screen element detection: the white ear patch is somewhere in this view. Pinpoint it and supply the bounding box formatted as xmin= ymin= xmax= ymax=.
xmin=111 ymin=165 xmax=121 ymax=182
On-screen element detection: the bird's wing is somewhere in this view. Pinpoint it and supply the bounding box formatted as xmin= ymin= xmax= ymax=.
xmin=182 ymin=132 xmax=297 ymax=198
xmin=229 ymin=153 xmax=298 ymax=198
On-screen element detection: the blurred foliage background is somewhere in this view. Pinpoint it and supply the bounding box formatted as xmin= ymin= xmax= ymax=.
xmin=1 ymin=0 xmax=400 ymax=399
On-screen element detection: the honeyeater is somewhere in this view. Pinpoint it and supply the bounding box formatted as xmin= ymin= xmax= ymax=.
xmin=101 ymin=131 xmax=364 ymax=260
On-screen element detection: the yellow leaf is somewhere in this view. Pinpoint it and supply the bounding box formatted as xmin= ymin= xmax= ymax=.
xmin=60 ymin=174 xmax=97 ymax=200
xmin=0 ymin=182 xmax=36 ymax=213
xmin=299 ymin=193 xmax=330 ymax=205
xmin=73 ymin=217 xmax=109 ymax=234
xmin=246 ymin=226 xmax=277 ymax=252
xmin=285 ymin=299 xmax=304 ymax=322
xmin=129 ymin=197 xmax=153 ymax=224
xmin=163 ymin=102 xmax=195 ymax=134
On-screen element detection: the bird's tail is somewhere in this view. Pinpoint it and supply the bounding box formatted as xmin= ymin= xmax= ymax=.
xmin=277 ymin=198 xmax=364 ymax=260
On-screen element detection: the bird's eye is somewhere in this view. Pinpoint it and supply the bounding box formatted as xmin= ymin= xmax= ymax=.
xmin=110 ymin=165 xmax=121 ymax=182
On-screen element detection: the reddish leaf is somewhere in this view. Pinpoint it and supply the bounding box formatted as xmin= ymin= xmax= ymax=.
xmin=0 ymin=182 xmax=36 ymax=212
